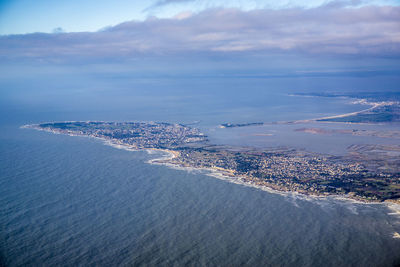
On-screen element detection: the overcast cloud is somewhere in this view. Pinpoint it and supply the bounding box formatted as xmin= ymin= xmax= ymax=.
xmin=1 ymin=5 xmax=399 ymax=62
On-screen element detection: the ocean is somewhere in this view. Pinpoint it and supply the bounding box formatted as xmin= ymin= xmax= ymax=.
xmin=1 ymin=75 xmax=400 ymax=266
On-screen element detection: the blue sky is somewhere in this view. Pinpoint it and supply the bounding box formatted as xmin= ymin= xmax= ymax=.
xmin=0 ymin=0 xmax=399 ymax=34
xmin=0 ymin=0 xmax=399 ymax=78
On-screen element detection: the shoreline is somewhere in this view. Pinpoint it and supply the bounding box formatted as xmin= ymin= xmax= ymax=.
xmin=287 ymin=99 xmax=382 ymax=124
xmin=310 ymin=99 xmax=382 ymax=121
xmin=22 ymin=123 xmax=400 ymax=208
xmin=145 ymin=148 xmax=400 ymax=208
xmin=270 ymin=98 xmax=398 ymax=126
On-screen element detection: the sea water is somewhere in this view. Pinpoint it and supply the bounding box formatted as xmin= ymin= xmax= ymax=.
xmin=1 ymin=75 xmax=400 ymax=266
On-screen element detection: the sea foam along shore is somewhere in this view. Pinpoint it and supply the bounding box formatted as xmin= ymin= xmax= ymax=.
xmin=22 ymin=124 xmax=400 ymax=221
xmin=145 ymin=146 xmax=400 ymax=207
xmin=148 ymin=149 xmax=400 ymax=239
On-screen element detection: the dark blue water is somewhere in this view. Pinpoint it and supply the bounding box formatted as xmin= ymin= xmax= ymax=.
xmin=1 ymin=75 xmax=400 ymax=266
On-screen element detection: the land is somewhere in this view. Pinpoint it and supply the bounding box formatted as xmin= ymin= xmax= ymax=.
xmin=31 ymin=121 xmax=208 ymax=149
xmin=24 ymin=121 xmax=400 ymax=203
xmin=220 ymin=122 xmax=264 ymax=128
xmin=292 ymin=92 xmax=400 ymax=124
xmin=316 ymin=102 xmax=400 ymax=123
xmin=220 ymin=96 xmax=400 ymax=127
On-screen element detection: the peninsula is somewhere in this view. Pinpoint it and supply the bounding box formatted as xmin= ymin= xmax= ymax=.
xmin=24 ymin=121 xmax=400 ymax=203
xmin=291 ymin=92 xmax=400 ymax=124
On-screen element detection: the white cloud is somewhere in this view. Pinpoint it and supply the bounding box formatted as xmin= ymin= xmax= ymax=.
xmin=1 ymin=5 xmax=399 ymax=61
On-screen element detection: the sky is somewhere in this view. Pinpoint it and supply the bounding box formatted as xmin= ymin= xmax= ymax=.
xmin=0 ymin=0 xmax=399 ymax=34
xmin=0 ymin=0 xmax=399 ymax=122
xmin=0 ymin=0 xmax=399 ymax=77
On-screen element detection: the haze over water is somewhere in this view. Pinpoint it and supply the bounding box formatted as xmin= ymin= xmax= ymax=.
xmin=1 ymin=72 xmax=400 ymax=266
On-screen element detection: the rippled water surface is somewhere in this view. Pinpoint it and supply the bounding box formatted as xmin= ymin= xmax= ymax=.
xmin=1 ymin=76 xmax=400 ymax=266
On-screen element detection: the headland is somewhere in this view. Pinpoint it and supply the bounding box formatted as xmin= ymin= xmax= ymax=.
xmin=23 ymin=121 xmax=400 ymax=204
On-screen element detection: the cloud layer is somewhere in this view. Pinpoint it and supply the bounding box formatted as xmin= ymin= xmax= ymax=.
xmin=1 ymin=5 xmax=399 ymax=62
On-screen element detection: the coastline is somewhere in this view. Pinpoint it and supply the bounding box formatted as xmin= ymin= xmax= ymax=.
xmin=146 ymin=148 xmax=400 ymax=207
xmin=275 ymin=98 xmax=399 ymax=125
xmin=22 ymin=123 xmax=400 ymax=208
xmin=287 ymin=99 xmax=382 ymax=124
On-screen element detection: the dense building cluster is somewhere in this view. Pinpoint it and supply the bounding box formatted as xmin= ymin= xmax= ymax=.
xmin=172 ymin=147 xmax=400 ymax=201
xmin=33 ymin=121 xmax=400 ymax=202
xmin=38 ymin=121 xmax=207 ymax=149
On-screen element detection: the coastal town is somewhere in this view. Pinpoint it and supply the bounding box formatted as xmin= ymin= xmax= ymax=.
xmin=26 ymin=121 xmax=400 ymax=203
xmin=34 ymin=121 xmax=208 ymax=149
